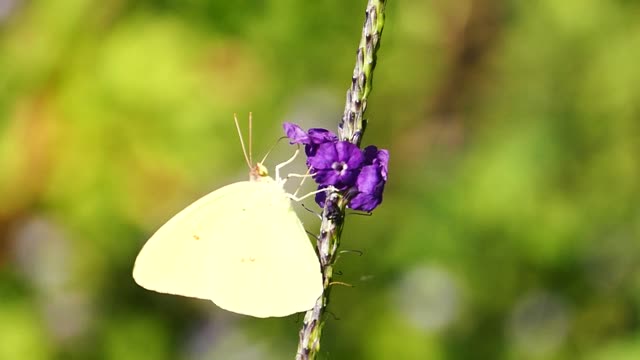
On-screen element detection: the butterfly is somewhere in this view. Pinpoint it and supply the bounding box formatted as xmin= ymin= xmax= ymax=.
xmin=133 ymin=114 xmax=323 ymax=318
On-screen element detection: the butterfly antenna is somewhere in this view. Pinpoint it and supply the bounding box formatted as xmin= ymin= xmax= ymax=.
xmin=234 ymin=113 xmax=252 ymax=168
xmin=249 ymin=112 xmax=253 ymax=165
xmin=260 ymin=136 xmax=290 ymax=165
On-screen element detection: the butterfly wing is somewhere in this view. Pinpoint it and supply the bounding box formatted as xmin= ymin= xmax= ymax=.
xmin=132 ymin=180 xmax=323 ymax=317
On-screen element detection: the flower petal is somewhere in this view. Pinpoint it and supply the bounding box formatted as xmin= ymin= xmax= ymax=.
xmin=340 ymin=142 xmax=365 ymax=169
xmin=308 ymin=128 xmax=338 ymax=144
xmin=315 ymin=185 xmax=328 ymax=207
xmin=283 ymin=122 xmax=309 ymax=144
xmin=356 ymin=164 xmax=383 ymax=194
xmin=349 ymin=164 xmax=386 ymax=212
xmin=376 ymin=149 xmax=389 ymax=180
xmin=362 ymin=145 xmax=389 ymax=181
xmin=308 ymin=142 xmax=338 ymax=169
xmin=349 ymin=192 xmax=381 ymax=212
xmin=363 ymin=145 xmax=379 ymax=164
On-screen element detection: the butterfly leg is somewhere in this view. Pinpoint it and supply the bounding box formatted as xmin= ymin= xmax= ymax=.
xmin=290 ymin=169 xmax=313 ymax=197
xmin=275 ymin=147 xmax=300 ymax=183
xmin=288 ymin=186 xmax=335 ymax=202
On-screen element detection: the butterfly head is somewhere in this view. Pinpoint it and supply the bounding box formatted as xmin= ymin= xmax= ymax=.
xmin=250 ymin=162 xmax=273 ymax=182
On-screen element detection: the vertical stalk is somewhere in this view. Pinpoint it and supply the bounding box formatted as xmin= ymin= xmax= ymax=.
xmin=295 ymin=1 xmax=387 ymax=359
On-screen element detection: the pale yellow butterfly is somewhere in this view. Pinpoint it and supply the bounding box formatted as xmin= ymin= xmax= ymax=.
xmin=132 ymin=114 xmax=323 ymax=318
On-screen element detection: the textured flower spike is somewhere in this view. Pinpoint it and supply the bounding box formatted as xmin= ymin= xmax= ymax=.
xmin=283 ymin=123 xmax=389 ymax=212
xmin=294 ymin=3 xmax=388 ymax=357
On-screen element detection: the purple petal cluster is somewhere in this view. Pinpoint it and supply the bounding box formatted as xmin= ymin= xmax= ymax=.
xmin=283 ymin=122 xmax=389 ymax=212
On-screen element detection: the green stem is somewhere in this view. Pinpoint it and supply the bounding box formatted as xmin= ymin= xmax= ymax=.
xmin=295 ymin=1 xmax=387 ymax=359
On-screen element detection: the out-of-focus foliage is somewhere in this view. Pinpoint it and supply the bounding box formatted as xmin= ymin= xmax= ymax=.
xmin=1 ymin=0 xmax=639 ymax=359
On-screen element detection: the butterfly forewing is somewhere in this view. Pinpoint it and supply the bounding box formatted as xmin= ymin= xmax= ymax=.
xmin=133 ymin=179 xmax=323 ymax=317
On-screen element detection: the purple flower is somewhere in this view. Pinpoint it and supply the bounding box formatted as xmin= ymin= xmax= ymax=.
xmin=308 ymin=141 xmax=364 ymax=189
xmin=284 ymin=122 xmax=389 ymax=212
xmin=314 ymin=145 xmax=389 ymax=211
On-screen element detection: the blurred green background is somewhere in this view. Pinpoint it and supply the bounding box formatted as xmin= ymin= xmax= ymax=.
xmin=1 ymin=0 xmax=639 ymax=359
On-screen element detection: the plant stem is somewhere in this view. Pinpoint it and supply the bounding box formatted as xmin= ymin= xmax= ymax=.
xmin=295 ymin=1 xmax=387 ymax=359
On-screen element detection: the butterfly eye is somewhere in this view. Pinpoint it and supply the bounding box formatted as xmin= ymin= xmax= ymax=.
xmin=256 ymin=163 xmax=269 ymax=177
